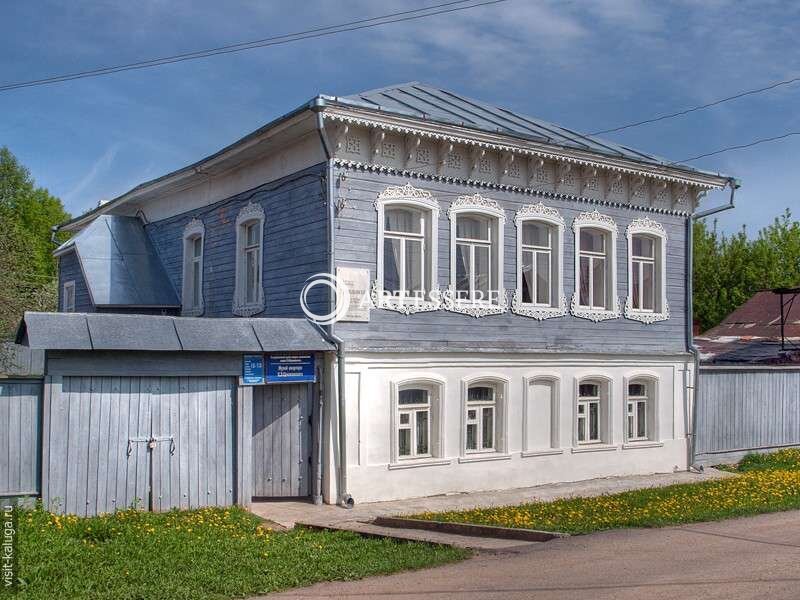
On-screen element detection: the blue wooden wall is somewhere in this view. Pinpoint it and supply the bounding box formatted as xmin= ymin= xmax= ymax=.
xmin=146 ymin=163 xmax=329 ymax=318
xmin=58 ymin=251 xmax=94 ymax=312
xmin=332 ymin=167 xmax=689 ymax=354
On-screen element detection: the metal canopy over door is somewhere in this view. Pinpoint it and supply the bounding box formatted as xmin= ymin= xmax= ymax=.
xmin=43 ymin=376 xmax=235 ymax=515
xmin=252 ymin=384 xmax=312 ymax=497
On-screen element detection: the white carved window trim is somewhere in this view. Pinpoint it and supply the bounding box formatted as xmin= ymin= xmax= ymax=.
xmin=460 ymin=375 xmax=509 ymax=457
xmin=372 ymin=184 xmax=441 ymax=315
xmin=181 ymin=218 xmax=205 ymax=316
xmin=625 ymin=218 xmax=669 ymax=324
xmin=512 ymin=203 xmax=567 ymax=320
xmin=571 ymin=210 xmax=620 ymax=322
xmin=522 ymin=374 xmax=562 ymax=454
xmin=623 ymin=373 xmax=660 ymax=444
xmin=574 ymin=375 xmax=613 ymax=447
xmin=62 ymin=280 xmax=76 ymax=312
xmin=389 ymin=376 xmax=446 ymax=465
xmin=232 ymin=203 xmax=265 ymax=317
xmin=444 ymin=194 xmax=507 ymax=318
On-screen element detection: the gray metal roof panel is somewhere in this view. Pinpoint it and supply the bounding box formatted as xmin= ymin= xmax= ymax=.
xmin=87 ymin=314 xmax=182 ymax=351
xmin=342 ymin=82 xmax=697 ymax=173
xmin=16 ymin=313 xmax=333 ymax=353
xmin=251 ymin=319 xmax=334 ymax=352
xmin=19 ymin=312 xmax=93 ymax=350
xmin=174 ymin=318 xmax=263 ymax=352
xmin=71 ymin=215 xmax=179 ymax=307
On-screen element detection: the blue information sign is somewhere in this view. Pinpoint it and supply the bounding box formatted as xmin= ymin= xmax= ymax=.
xmin=242 ymin=354 xmax=265 ymax=385
xmin=266 ymin=354 xmax=316 ymax=384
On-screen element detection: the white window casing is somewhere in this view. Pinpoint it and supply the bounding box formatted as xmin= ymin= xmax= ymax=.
xmin=574 ymin=375 xmax=613 ymax=447
xmin=460 ymin=376 xmax=509 ymax=457
xmin=389 ymin=376 xmax=445 ymax=465
xmin=62 ymin=280 xmax=76 ymax=312
xmin=571 ymin=210 xmax=620 ymax=321
xmin=625 ymin=217 xmax=669 ymax=324
xmin=232 ymin=202 xmax=265 ymax=317
xmin=372 ymin=184 xmax=441 ymax=314
xmin=444 ymin=194 xmax=508 ymax=318
xmin=512 ymin=203 xmax=567 ymax=320
xmin=522 ymin=374 xmax=562 ymax=455
xmin=623 ymin=374 xmax=659 ymax=443
xmin=181 ymin=218 xmax=205 ymax=316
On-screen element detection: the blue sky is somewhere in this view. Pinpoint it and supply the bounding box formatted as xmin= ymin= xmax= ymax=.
xmin=2 ymin=0 xmax=799 ymax=234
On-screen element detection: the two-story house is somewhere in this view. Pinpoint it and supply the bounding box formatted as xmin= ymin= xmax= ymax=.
xmin=18 ymin=83 xmax=735 ymax=515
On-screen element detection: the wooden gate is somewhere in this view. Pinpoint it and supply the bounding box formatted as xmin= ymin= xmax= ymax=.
xmin=251 ymin=384 xmax=312 ymax=498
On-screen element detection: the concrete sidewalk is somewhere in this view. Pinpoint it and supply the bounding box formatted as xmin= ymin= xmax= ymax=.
xmin=250 ymin=468 xmax=732 ymax=530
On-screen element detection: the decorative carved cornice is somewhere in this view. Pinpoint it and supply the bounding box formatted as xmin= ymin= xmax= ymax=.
xmin=626 ymin=216 xmax=667 ymax=240
xmin=235 ymin=202 xmax=265 ymax=225
xmin=624 ymin=297 xmax=670 ymax=324
xmin=448 ymin=193 xmax=505 ymax=221
xmin=572 ymin=210 xmax=618 ymax=234
xmin=570 ymin=295 xmax=621 ymax=322
xmin=514 ymin=202 xmax=564 ymax=227
xmin=183 ymin=218 xmax=204 ymax=238
xmin=442 ymin=287 xmax=509 ymax=318
xmin=370 ymin=281 xmax=442 ymax=315
xmin=511 ymin=291 xmax=567 ymax=320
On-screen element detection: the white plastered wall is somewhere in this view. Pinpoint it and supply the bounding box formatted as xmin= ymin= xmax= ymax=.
xmin=323 ymin=351 xmax=693 ymax=504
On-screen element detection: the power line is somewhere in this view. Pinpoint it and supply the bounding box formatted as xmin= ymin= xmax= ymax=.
xmin=675 ymin=131 xmax=800 ymax=164
xmin=591 ymin=75 xmax=800 ymax=136
xmin=0 ymin=0 xmax=507 ymax=92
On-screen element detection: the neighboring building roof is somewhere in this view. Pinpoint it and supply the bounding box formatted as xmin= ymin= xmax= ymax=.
xmin=55 ymin=215 xmax=179 ymax=308
xmin=16 ymin=312 xmax=335 ymax=353
xmin=696 ymin=289 xmax=800 ymax=365
xmin=339 ymin=82 xmax=694 ymax=174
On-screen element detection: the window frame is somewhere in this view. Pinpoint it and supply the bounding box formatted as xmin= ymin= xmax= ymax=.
xmin=390 ymin=377 xmax=445 ymax=465
xmin=574 ymin=376 xmax=613 ymax=446
xmin=512 ymin=203 xmax=566 ymax=320
xmin=181 ymin=218 xmax=205 ymax=316
xmin=445 ymin=194 xmax=507 ymax=317
xmin=374 ymin=184 xmax=440 ymax=314
xmin=625 ymin=218 xmax=669 ymax=324
xmin=232 ymin=202 xmax=265 ymax=317
xmin=623 ymin=374 xmax=659 ymax=444
xmin=62 ymin=280 xmax=76 ymax=312
xmin=571 ymin=211 xmax=620 ymax=321
xmin=461 ymin=376 xmax=509 ymax=456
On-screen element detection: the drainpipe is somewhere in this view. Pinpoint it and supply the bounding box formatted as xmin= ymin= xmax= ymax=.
xmin=686 ymin=178 xmax=740 ymax=471
xmin=314 ymin=108 xmax=353 ymax=508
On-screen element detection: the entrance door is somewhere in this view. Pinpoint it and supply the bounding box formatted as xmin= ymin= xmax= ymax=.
xmin=251 ymin=384 xmax=311 ymax=497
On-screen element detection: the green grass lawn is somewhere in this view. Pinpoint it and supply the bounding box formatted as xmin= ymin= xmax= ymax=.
xmin=8 ymin=505 xmax=467 ymax=600
xmin=411 ymin=449 xmax=800 ymax=535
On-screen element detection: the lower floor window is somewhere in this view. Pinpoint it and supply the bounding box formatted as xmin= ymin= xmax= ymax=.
xmin=627 ymin=381 xmax=649 ymax=441
xmin=398 ymin=387 xmax=431 ymax=458
xmin=466 ymin=384 xmax=496 ymax=451
xmin=577 ymin=382 xmax=602 ymax=443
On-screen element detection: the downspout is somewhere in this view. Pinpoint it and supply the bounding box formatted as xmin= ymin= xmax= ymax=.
xmin=686 ymin=178 xmax=739 ymax=471
xmin=314 ymin=107 xmax=353 ymax=508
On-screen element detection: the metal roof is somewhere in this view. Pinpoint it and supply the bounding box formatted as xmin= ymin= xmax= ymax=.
xmin=337 ymin=82 xmax=712 ymax=175
xmin=16 ymin=313 xmax=335 ymax=352
xmin=701 ymin=290 xmax=800 ymax=340
xmin=55 ymin=215 xmax=179 ymax=307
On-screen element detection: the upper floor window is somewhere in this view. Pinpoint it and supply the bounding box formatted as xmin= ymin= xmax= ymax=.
xmin=445 ymin=194 xmax=507 ymax=317
xmin=571 ymin=211 xmax=619 ymax=322
xmin=62 ymin=280 xmax=75 ymax=312
xmin=233 ymin=203 xmax=265 ymax=317
xmin=181 ymin=219 xmax=204 ymax=316
xmin=391 ymin=378 xmax=443 ymax=463
xmin=374 ymin=184 xmax=440 ymax=314
xmin=512 ymin=203 xmax=566 ymax=320
xmin=625 ymin=218 xmax=669 ymax=324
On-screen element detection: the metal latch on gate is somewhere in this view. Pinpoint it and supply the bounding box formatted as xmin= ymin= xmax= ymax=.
xmin=127 ymin=436 xmax=176 ymax=457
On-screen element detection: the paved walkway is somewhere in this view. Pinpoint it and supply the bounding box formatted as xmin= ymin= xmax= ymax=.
xmin=265 ymin=511 xmax=800 ymax=600
xmin=250 ymin=469 xmax=731 ymax=529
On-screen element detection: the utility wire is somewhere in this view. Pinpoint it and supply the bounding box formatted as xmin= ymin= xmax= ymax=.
xmin=675 ymin=131 xmax=800 ymax=163
xmin=0 ymin=0 xmax=506 ymax=92
xmin=591 ymin=75 xmax=800 ymax=135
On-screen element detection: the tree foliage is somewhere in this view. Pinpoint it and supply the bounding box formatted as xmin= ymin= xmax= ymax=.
xmin=0 ymin=147 xmax=70 ymax=339
xmin=694 ymin=210 xmax=800 ymax=332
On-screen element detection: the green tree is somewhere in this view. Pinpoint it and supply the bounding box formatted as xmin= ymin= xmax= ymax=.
xmin=0 ymin=147 xmax=70 ymax=339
